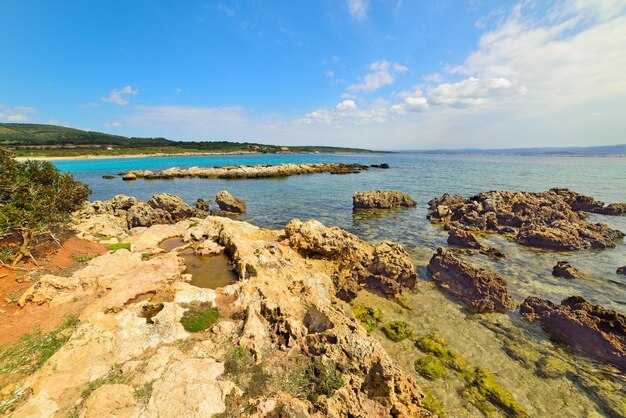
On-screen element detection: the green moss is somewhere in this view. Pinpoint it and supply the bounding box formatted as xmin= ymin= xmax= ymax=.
xmin=352 ymin=305 xmax=381 ymax=332
xmin=382 ymin=321 xmax=413 ymax=342
xmin=536 ymin=356 xmax=569 ymax=379
xmin=107 ymin=242 xmax=131 ymax=252
xmin=224 ymin=346 xmax=268 ymax=398
xmin=502 ymin=340 xmax=541 ymax=368
xmin=421 ymin=389 xmax=445 ymax=417
xmin=180 ymin=302 xmax=219 ymax=333
xmin=415 ymin=355 xmax=445 ymax=379
xmin=305 ymin=361 xmax=344 ymax=403
xmin=415 ymin=333 xmax=471 ymax=375
xmin=473 ymin=367 xmax=527 ymax=417
xmin=81 ymin=364 xmax=127 ymax=399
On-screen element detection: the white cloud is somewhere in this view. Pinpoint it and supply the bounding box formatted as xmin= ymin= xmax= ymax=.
xmin=347 ymin=0 xmax=369 ymax=20
xmin=422 ymin=72 xmax=443 ymax=83
xmin=175 ymin=87 xmax=183 ymax=94
xmin=104 ymin=122 xmax=122 ymax=128
xmin=216 ymin=3 xmax=235 ymax=17
xmin=426 ymin=77 xmax=519 ymax=108
xmin=336 ymin=100 xmax=357 ymax=111
xmin=101 ymin=86 xmax=138 ymax=106
xmin=348 ymin=60 xmax=408 ymax=93
xmin=0 ymin=104 xmax=36 ymax=122
xmin=325 ymin=70 xmax=335 ymax=78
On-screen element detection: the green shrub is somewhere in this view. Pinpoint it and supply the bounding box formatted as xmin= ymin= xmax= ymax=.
xmin=305 ymin=361 xmax=343 ymax=403
xmin=0 ymin=147 xmax=90 ymax=264
xmin=382 ymin=321 xmax=412 ymax=342
xmin=180 ymin=302 xmax=219 ymax=332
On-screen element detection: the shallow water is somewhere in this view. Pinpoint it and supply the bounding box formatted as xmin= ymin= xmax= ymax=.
xmin=55 ymin=153 xmax=626 ymax=416
xmin=179 ymin=250 xmax=237 ymax=289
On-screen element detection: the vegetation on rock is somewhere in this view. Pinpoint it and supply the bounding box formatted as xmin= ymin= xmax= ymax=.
xmin=352 ymin=305 xmax=382 ymax=332
xmin=0 ymin=147 xmax=90 ymax=264
xmin=180 ymin=302 xmax=219 ymax=332
xmin=415 ymin=355 xmax=445 ymax=379
xmin=382 ymin=320 xmax=413 ymax=342
xmin=107 ymin=242 xmax=131 ymax=252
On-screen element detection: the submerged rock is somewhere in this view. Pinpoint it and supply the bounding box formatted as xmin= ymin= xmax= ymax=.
xmin=551 ymin=261 xmax=580 ymax=280
xmin=427 ymin=188 xmax=625 ymax=250
xmin=353 ymin=190 xmax=416 ymax=210
xmin=617 ymin=266 xmax=626 ymax=275
xmin=447 ymin=227 xmax=504 ymax=258
xmin=215 ymin=190 xmax=246 ymax=214
xmin=427 ymin=248 xmax=516 ymax=313
xmin=284 ymin=219 xmax=416 ymax=301
xmin=520 ymin=296 xmax=626 ymax=372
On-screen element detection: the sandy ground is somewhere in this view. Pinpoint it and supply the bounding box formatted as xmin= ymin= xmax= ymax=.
xmin=16 ymin=150 xmax=260 ymax=161
xmin=0 ymin=237 xmax=108 ymax=345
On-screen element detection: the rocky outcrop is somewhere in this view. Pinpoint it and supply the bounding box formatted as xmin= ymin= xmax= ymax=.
xmin=520 ymin=296 xmax=626 ymax=372
xmin=447 ymin=228 xmax=504 ymax=258
xmin=427 ymin=248 xmax=516 ymax=313
xmin=12 ymin=212 xmax=432 ymax=417
xmin=74 ymin=194 xmax=206 ymax=231
xmin=215 ymin=190 xmax=246 ymax=214
xmin=617 ymin=266 xmax=626 ymax=275
xmin=428 ymin=189 xmax=625 ymax=250
xmin=284 ymin=219 xmax=416 ymax=301
xmin=353 ymin=190 xmax=417 ymax=210
xmin=552 ymin=261 xmax=580 ymax=279
xmin=117 ymin=163 xmax=375 ymax=181
xmin=147 ymin=193 xmax=195 ymax=221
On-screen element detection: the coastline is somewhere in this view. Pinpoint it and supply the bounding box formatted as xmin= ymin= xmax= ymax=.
xmin=15 ymin=150 xmax=381 ymax=162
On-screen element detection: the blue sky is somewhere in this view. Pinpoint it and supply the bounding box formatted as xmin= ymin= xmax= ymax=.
xmin=1 ymin=0 xmax=625 ymax=149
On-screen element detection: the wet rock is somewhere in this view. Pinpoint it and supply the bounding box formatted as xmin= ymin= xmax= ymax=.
xmin=427 ymin=248 xmax=516 ymax=313
xmin=353 ymin=190 xmax=417 ymax=210
xmin=284 ymin=219 xmax=416 ymax=301
xmin=126 ymin=202 xmax=173 ymax=228
xmin=600 ymin=203 xmax=626 ymax=215
xmin=370 ymin=163 xmax=390 ymax=169
xmin=520 ymin=296 xmax=626 ymax=372
xmin=617 ymin=266 xmax=626 ymax=275
xmin=194 ymin=198 xmax=210 ymax=212
xmin=552 ymin=261 xmax=580 ymax=280
xmin=447 ymin=228 xmax=504 ymax=258
xmin=121 ymin=172 xmax=136 ymax=181
xmin=215 ymin=190 xmax=246 ymax=214
xmin=148 ymin=193 xmax=195 ymax=221
xmin=427 ymin=189 xmax=625 ymax=250
xmin=102 ymin=175 xmax=116 ymax=180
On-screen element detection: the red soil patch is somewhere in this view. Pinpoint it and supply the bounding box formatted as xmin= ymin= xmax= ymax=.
xmin=0 ymin=237 xmax=107 ymax=346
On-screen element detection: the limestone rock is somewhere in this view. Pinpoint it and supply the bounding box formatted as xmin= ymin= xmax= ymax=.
xmin=148 ymin=193 xmax=195 ymax=221
xmin=215 ymin=190 xmax=246 ymax=213
xmin=126 ymin=202 xmax=173 ymax=228
xmin=520 ymin=296 xmax=626 ymax=372
xmin=552 ymin=261 xmax=580 ymax=279
xmin=427 ymin=248 xmax=516 ymax=313
xmin=121 ymin=172 xmax=136 ymax=181
xmin=353 ymin=190 xmax=417 ymax=210
xmin=79 ymin=384 xmax=141 ymax=418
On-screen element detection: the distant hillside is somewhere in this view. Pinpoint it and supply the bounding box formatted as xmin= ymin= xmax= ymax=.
xmin=414 ymin=144 xmax=626 ymax=156
xmin=0 ymin=123 xmax=375 ymax=156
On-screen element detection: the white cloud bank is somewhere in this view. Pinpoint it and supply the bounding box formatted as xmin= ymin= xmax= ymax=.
xmin=0 ymin=105 xmax=36 ymax=122
xmin=347 ymin=0 xmax=369 ymax=21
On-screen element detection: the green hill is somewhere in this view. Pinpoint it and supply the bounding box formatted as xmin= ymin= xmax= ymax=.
xmin=0 ymin=123 xmax=374 ymax=157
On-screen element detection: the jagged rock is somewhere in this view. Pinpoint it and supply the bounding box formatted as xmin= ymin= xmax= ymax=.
xmin=601 ymin=203 xmax=626 ymax=215
xmin=520 ymin=296 xmax=626 ymax=372
xmin=148 ymin=193 xmax=195 ymax=221
xmin=284 ymin=219 xmax=416 ymax=301
xmin=353 ymin=190 xmax=416 ymax=209
xmin=427 ymin=189 xmax=625 ymax=250
xmin=427 ymin=248 xmax=516 ymax=313
xmin=195 ymin=198 xmax=209 ymax=212
xmin=215 ymin=190 xmax=246 ymax=214
xmin=617 ymin=266 xmax=626 ymax=275
xmin=552 ymin=261 xmax=580 ymax=279
xmin=126 ymin=202 xmax=173 ymax=228
xmin=447 ymin=228 xmax=505 ymax=258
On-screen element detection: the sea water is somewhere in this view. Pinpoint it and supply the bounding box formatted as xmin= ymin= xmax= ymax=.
xmin=53 ymin=153 xmax=626 ymax=416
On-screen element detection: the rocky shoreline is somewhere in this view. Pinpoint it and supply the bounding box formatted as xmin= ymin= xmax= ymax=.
xmin=118 ymin=162 xmax=381 ymax=181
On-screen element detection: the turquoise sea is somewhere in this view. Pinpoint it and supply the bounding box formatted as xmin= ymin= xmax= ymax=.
xmin=54 ymin=152 xmax=626 ymax=417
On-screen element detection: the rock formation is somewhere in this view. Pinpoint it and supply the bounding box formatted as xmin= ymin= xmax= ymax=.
xmin=447 ymin=227 xmax=504 ymax=258
xmin=428 ymin=189 xmax=625 ymax=250
xmin=552 ymin=261 xmax=580 ymax=279
xmin=284 ymin=219 xmax=417 ymax=302
xmin=427 ymin=248 xmax=516 ymax=313
xmin=9 ymin=205 xmax=433 ymax=417
xmin=215 ymin=190 xmax=246 ymax=214
xmin=520 ymin=296 xmax=626 ymax=372
xmin=617 ymin=266 xmax=626 ymax=275
xmin=353 ymin=190 xmax=417 ymax=210
xmin=117 ymin=162 xmax=374 ymax=181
